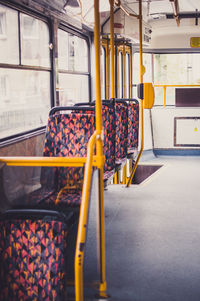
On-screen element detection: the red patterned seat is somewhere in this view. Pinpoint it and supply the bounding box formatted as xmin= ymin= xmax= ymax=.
xmin=127 ymin=99 xmax=139 ymax=155
xmin=0 ymin=210 xmax=69 ymax=301
xmin=41 ymin=112 xmax=95 ymax=208
xmin=73 ymin=101 xmax=116 ymax=181
xmin=115 ymin=100 xmax=128 ymax=166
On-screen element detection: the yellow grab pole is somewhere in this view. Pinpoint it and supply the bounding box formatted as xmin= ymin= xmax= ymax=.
xmin=130 ymin=48 xmax=132 ymax=98
xmin=163 ymin=85 xmax=167 ymax=107
xmin=110 ymin=0 xmax=115 ymax=99
xmin=98 ymin=164 xmax=108 ymax=297
xmin=106 ymin=40 xmax=110 ymax=99
xmin=110 ymin=0 xmax=119 ymax=184
xmin=94 ymin=0 xmax=108 ymax=298
xmin=122 ymin=164 xmax=127 ymax=184
xmin=94 ymin=0 xmax=103 ymax=141
xmin=127 ymin=0 xmax=144 ymax=187
xmin=123 ymin=45 xmax=126 ymax=98
xmin=75 ymin=133 xmax=97 ymax=301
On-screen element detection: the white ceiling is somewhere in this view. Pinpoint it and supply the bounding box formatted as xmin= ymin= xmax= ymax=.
xmin=123 ymin=0 xmax=200 ymax=15
xmin=66 ymin=0 xmax=200 ymax=28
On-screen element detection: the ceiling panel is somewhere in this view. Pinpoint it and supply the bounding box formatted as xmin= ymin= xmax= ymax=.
xmin=179 ymin=0 xmax=200 ymax=12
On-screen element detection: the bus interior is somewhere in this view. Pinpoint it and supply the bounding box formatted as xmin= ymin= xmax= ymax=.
xmin=0 ymin=0 xmax=200 ymax=300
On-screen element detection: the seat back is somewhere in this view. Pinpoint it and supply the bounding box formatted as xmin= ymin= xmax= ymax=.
xmin=43 ymin=112 xmax=95 ymax=192
xmin=73 ymin=101 xmax=116 ymax=174
xmin=102 ymin=102 xmax=115 ymax=173
xmin=115 ymin=100 xmax=128 ymax=161
xmin=0 ymin=209 xmax=68 ymax=301
xmin=127 ymin=99 xmax=139 ymax=153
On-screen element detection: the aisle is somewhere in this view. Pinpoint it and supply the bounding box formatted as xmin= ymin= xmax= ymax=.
xmin=104 ymin=156 xmax=200 ymax=301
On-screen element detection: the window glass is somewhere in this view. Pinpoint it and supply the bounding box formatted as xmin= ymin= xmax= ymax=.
xmin=133 ymin=52 xmax=152 ymax=84
xmin=58 ymin=29 xmax=69 ymax=70
xmin=0 ymin=69 xmax=50 ymax=139
xmin=154 ymin=53 xmax=200 ymax=105
xmin=0 ymin=5 xmax=19 ymax=64
xmin=58 ymin=29 xmax=88 ymax=72
xmin=132 ymin=52 xmax=152 ymax=98
xmin=20 ymin=14 xmax=50 ymax=67
xmin=59 ymin=73 xmax=89 ymax=105
xmin=101 ymin=46 xmax=106 ymax=99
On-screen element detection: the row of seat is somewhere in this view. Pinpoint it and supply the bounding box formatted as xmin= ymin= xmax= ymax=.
xmin=0 ymin=98 xmax=139 ymax=300
xmin=72 ymin=98 xmax=139 ymax=182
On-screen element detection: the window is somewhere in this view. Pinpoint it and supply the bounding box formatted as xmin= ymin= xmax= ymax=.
xmin=21 ymin=15 xmax=38 ymax=39
xmin=0 ymin=75 xmax=9 ymax=101
xmin=21 ymin=14 xmax=50 ymax=67
xmin=58 ymin=28 xmax=89 ymax=105
xmin=0 ymin=69 xmax=50 ymax=140
xmin=58 ymin=30 xmax=88 ymax=72
xmin=0 ymin=11 xmax=6 ymax=38
xmin=101 ymin=46 xmax=106 ymax=99
xmin=154 ymin=53 xmax=200 ymax=105
xmin=0 ymin=5 xmax=19 ymax=64
xmin=59 ymin=73 xmax=89 ymax=106
xmin=0 ymin=4 xmax=51 ymax=140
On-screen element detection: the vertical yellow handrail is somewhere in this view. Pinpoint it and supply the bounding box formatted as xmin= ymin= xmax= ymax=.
xmin=163 ymin=85 xmax=167 ymax=107
xmin=110 ymin=0 xmax=120 ymax=184
xmin=94 ymin=0 xmax=108 ymax=298
xmin=94 ymin=0 xmax=103 ymax=140
xmin=123 ymin=45 xmax=126 ymax=98
xmin=130 ymin=48 xmax=133 ymax=98
xmin=75 ymin=133 xmax=97 ymax=301
xmin=110 ymin=0 xmax=115 ymax=99
xmin=75 ymin=1 xmax=107 ymax=300
xmin=127 ymin=0 xmax=144 ymax=187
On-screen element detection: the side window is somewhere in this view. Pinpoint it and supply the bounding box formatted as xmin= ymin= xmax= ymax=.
xmin=0 ymin=5 xmax=19 ymax=64
xmin=58 ymin=29 xmax=89 ymax=105
xmin=0 ymin=4 xmax=51 ymax=141
xmin=154 ymin=53 xmax=200 ymax=106
xmin=132 ymin=52 xmax=152 ymax=98
xmin=0 ymin=11 xmax=6 ymax=38
xmin=20 ymin=14 xmax=50 ymax=67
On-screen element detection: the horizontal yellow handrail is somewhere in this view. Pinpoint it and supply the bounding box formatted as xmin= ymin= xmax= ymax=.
xmin=0 ymin=156 xmax=100 ymax=167
xmin=154 ymin=84 xmax=200 ymax=107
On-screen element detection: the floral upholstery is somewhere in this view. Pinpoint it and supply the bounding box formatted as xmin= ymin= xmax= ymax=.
xmin=41 ymin=113 xmax=95 ymax=207
xmin=102 ymin=103 xmax=115 ymax=179
xmin=0 ymin=211 xmax=67 ymax=301
xmin=115 ymin=101 xmax=128 ymax=163
xmin=73 ymin=103 xmax=116 ymax=181
xmin=128 ymin=100 xmax=139 ymax=153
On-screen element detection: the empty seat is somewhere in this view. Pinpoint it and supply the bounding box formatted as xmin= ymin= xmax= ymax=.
xmin=73 ymin=101 xmax=116 ymax=182
xmin=127 ymin=99 xmax=139 ymax=156
xmin=0 ymin=209 xmax=70 ymax=301
xmin=115 ymin=100 xmax=128 ymax=166
xmin=42 ymin=110 xmax=95 ymax=208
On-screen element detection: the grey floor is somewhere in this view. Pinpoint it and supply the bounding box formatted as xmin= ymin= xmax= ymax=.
xmin=83 ymin=156 xmax=200 ymax=301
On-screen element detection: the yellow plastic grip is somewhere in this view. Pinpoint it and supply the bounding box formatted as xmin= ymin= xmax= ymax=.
xmin=144 ymin=82 xmax=155 ymax=109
